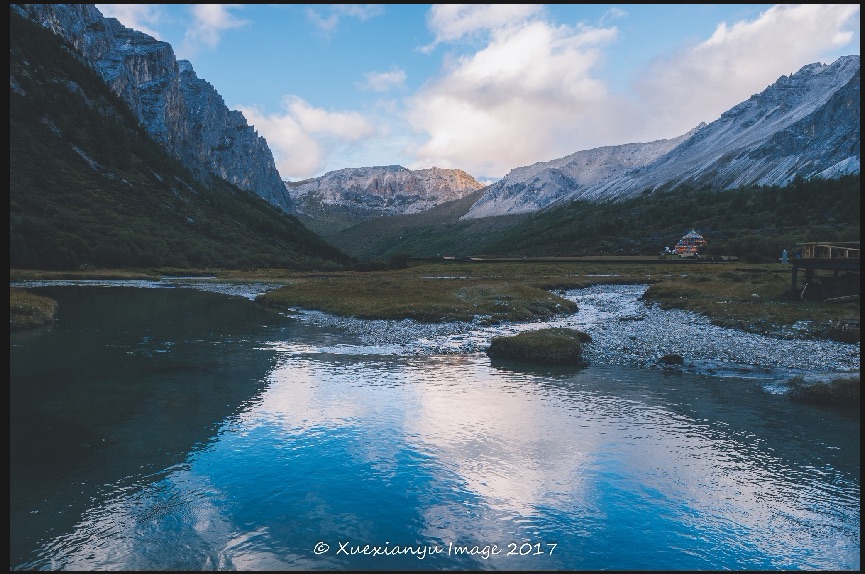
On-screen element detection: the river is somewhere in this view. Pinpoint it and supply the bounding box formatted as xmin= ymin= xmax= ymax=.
xmin=9 ymin=282 xmax=860 ymax=570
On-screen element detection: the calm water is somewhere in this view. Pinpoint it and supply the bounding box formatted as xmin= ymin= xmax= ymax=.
xmin=10 ymin=286 xmax=860 ymax=570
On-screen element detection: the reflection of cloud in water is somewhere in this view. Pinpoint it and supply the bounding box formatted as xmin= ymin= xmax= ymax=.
xmin=245 ymin=353 xmax=860 ymax=568
xmin=250 ymin=353 xmax=595 ymax=535
xmin=401 ymin=358 xmax=593 ymax=518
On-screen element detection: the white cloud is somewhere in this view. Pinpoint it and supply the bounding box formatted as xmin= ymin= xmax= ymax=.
xmin=240 ymin=97 xmax=377 ymax=180
xmin=632 ymin=4 xmax=861 ymax=144
xmin=424 ymin=4 xmax=543 ymax=49
xmin=406 ymin=17 xmax=619 ymax=179
xmin=180 ymin=5 xmax=248 ymax=57
xmin=95 ymin=4 xmax=164 ymax=39
xmin=357 ymin=68 xmax=407 ymax=92
xmin=599 ymin=7 xmax=627 ymax=27
xmin=306 ymin=4 xmax=385 ymax=36
xmin=405 ymin=3 xmax=860 ymax=181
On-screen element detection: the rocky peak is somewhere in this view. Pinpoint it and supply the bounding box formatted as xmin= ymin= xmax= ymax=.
xmin=12 ymin=3 xmax=291 ymax=211
xmin=285 ymin=165 xmax=485 ymax=217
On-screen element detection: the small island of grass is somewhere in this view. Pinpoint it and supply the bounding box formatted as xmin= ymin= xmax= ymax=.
xmin=786 ymin=375 xmax=860 ymax=407
xmin=486 ymin=327 xmax=591 ymax=365
xmin=10 ymin=288 xmax=58 ymax=330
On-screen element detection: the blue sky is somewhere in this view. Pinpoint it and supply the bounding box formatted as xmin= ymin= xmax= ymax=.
xmin=96 ymin=4 xmax=859 ymax=183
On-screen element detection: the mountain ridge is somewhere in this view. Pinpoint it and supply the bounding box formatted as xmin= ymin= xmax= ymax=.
xmin=285 ymin=165 xmax=486 ymax=236
xmin=463 ymin=55 xmax=860 ymax=219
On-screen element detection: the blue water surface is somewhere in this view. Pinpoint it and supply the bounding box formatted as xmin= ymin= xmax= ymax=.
xmin=10 ymin=285 xmax=860 ymax=570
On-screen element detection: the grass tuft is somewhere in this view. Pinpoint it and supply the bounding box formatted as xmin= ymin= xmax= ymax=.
xmin=787 ymin=375 xmax=860 ymax=407
xmin=10 ymin=288 xmax=58 ymax=330
xmin=486 ymin=328 xmax=589 ymax=365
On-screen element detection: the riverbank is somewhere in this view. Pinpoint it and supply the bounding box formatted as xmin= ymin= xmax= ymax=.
xmin=281 ymin=283 xmax=859 ymax=381
xmin=10 ymin=275 xmax=859 ymax=393
xmin=11 ymin=261 xmax=860 ymax=343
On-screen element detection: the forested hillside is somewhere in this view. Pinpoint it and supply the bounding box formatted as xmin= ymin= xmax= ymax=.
xmin=330 ymin=175 xmax=859 ymax=261
xmin=10 ymin=10 xmax=351 ymax=271
xmin=481 ymin=175 xmax=860 ymax=259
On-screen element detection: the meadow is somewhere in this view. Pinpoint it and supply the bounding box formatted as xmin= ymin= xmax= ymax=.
xmin=13 ymin=259 xmax=858 ymax=342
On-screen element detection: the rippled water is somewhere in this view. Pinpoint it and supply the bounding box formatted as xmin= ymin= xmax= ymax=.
xmin=10 ymin=285 xmax=860 ymax=570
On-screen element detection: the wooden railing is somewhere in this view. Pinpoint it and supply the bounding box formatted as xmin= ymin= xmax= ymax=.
xmin=797 ymin=242 xmax=860 ymax=260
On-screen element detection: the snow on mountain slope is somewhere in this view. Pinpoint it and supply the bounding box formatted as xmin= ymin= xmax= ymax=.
xmin=463 ymin=55 xmax=860 ymax=219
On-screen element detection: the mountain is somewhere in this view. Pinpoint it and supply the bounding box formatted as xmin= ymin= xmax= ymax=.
xmin=10 ymin=7 xmax=350 ymax=270
xmin=12 ymin=3 xmax=292 ymax=212
xmin=464 ymin=55 xmax=860 ymax=219
xmin=284 ymin=165 xmax=485 ymax=237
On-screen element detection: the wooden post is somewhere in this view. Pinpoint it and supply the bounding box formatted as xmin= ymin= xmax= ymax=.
xmin=791 ymin=264 xmax=798 ymax=298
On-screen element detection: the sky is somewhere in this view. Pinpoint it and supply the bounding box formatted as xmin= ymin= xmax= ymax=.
xmin=95 ymin=4 xmax=859 ymax=184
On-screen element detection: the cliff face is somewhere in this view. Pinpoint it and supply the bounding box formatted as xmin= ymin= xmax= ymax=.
xmin=13 ymin=4 xmax=291 ymax=211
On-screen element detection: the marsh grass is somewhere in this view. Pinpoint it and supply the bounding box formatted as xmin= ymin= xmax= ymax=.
xmin=11 ymin=261 xmax=860 ymax=339
xmin=10 ymin=288 xmax=58 ymax=330
xmin=252 ymin=261 xmax=858 ymax=338
xmin=487 ymin=328 xmax=589 ymax=365
xmin=256 ymin=269 xmax=578 ymax=323
xmin=9 ymin=268 xmax=160 ymax=281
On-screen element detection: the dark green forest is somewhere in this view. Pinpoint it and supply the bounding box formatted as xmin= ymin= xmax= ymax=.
xmin=325 ymin=174 xmax=859 ymax=261
xmin=10 ymin=9 xmax=351 ymax=271
xmin=478 ymin=175 xmax=860 ymax=260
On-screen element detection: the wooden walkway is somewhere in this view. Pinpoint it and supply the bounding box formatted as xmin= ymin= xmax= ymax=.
xmin=789 ymin=241 xmax=860 ymax=298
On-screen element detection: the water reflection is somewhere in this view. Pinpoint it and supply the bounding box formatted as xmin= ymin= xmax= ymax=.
xmin=10 ymin=287 xmax=860 ymax=571
xmin=10 ymin=287 xmax=281 ymax=568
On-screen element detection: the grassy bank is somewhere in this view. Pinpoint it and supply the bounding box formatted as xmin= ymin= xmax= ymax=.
xmin=10 ymin=287 xmax=58 ymax=330
xmin=250 ymin=260 xmax=859 ymax=340
xmin=10 ymin=260 xmax=860 ymax=341
xmin=786 ymin=375 xmax=860 ymax=407
xmin=487 ymin=328 xmax=591 ymax=365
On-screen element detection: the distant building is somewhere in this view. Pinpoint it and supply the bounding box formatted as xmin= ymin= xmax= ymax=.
xmin=674 ymin=229 xmax=707 ymax=257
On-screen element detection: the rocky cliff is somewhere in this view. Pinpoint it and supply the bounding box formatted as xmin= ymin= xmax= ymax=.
xmin=13 ymin=3 xmax=291 ymax=211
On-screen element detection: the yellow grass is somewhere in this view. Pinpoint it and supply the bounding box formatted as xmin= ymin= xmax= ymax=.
xmin=11 ymin=260 xmax=860 ymax=340
xmin=10 ymin=287 xmax=58 ymax=330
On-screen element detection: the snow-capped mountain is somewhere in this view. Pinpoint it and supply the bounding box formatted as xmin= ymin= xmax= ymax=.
xmin=464 ymin=55 xmax=860 ymax=220
xmin=286 ymin=165 xmax=485 ymax=218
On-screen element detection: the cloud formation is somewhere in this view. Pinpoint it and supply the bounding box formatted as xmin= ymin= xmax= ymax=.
xmin=406 ymin=14 xmax=620 ymax=178
xmin=95 ymin=4 xmax=164 ymax=39
xmin=241 ymin=96 xmax=377 ymax=180
xmin=357 ymin=68 xmax=407 ymax=92
xmin=306 ymin=4 xmax=384 ymax=36
xmin=404 ymin=3 xmax=860 ymax=180
xmin=422 ymin=4 xmax=543 ymax=50
xmin=180 ymin=5 xmax=248 ymax=57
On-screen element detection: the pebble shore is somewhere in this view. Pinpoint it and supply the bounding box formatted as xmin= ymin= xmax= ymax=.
xmin=12 ymin=279 xmax=858 ymax=381
xmin=292 ymin=283 xmax=860 ymax=381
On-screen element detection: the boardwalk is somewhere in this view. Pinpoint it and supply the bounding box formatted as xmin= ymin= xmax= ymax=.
xmin=789 ymin=241 xmax=860 ymax=298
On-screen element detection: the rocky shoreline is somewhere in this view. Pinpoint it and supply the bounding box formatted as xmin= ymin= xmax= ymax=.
xmin=11 ymin=279 xmax=859 ymax=381
xmin=291 ymin=283 xmax=860 ymax=381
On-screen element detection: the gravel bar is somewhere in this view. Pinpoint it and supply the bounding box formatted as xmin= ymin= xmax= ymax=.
xmin=289 ymin=283 xmax=860 ymax=381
